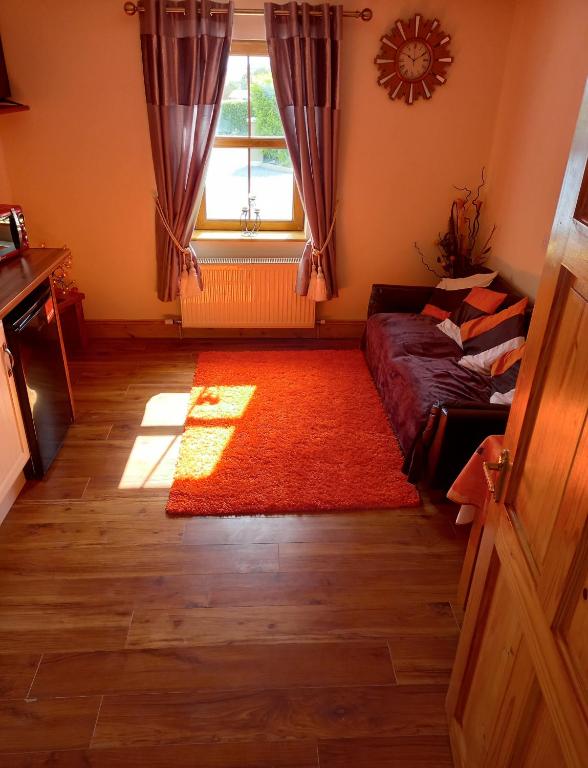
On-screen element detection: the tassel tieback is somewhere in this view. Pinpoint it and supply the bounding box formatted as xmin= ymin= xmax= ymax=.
xmin=179 ymin=259 xmax=201 ymax=298
xmin=306 ymin=248 xmax=328 ymax=303
xmin=306 ymin=204 xmax=338 ymax=303
xmin=154 ymin=194 xmax=201 ymax=298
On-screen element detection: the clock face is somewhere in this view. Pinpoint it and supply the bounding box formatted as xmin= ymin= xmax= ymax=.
xmin=375 ymin=14 xmax=453 ymax=105
xmin=397 ymin=40 xmax=432 ymax=82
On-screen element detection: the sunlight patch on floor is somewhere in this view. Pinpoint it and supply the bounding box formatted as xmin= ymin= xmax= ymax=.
xmin=141 ymin=393 xmax=191 ymax=427
xmin=118 ymin=434 xmax=182 ymax=489
xmin=121 ymin=386 xmax=256 ymax=489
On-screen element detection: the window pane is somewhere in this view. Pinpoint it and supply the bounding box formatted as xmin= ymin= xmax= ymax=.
xmin=218 ymin=56 xmax=248 ymax=137
xmin=250 ymin=149 xmax=294 ymax=221
xmin=250 ymin=56 xmax=284 ymax=138
xmin=205 ymin=147 xmax=249 ymax=220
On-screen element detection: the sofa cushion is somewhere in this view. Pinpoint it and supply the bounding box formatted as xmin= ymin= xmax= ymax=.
xmin=367 ymin=352 xmax=492 ymax=458
xmin=435 ymin=272 xmax=498 ymax=290
xmin=490 ymin=344 xmax=525 ymax=404
xmin=459 ymin=297 xmax=528 ymax=375
xmin=421 ymin=287 xmax=471 ymax=320
xmin=437 ymin=287 xmax=508 ymax=346
xmin=421 ymin=272 xmax=499 ymax=320
xmin=366 ymin=312 xmax=462 ymax=365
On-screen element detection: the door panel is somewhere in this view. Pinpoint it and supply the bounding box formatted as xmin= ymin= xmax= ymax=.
xmin=459 ymin=565 xmax=521 ymax=758
xmin=563 ymin=569 xmax=588 ymax=697
xmin=539 ymin=413 xmax=588 ymax=619
xmin=516 ymin=697 xmax=566 ymax=768
xmin=453 ymin=556 xmax=539 ymax=768
xmin=459 ymin=568 xmax=525 ymax=766
xmin=553 ymin=416 xmax=588 ymax=702
xmin=513 ymin=276 xmax=588 ymax=566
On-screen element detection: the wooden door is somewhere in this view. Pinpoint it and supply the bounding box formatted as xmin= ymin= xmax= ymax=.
xmin=446 ymin=83 xmax=588 ymax=767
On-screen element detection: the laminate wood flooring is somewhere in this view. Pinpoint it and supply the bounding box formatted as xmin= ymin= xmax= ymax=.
xmin=0 ymin=339 xmax=465 ymax=767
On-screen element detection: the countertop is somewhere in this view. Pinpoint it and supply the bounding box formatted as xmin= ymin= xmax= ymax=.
xmin=0 ymin=248 xmax=70 ymax=319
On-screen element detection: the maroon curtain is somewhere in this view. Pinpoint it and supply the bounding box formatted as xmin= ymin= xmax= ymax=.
xmin=140 ymin=0 xmax=233 ymax=301
xmin=265 ymin=2 xmax=342 ymax=299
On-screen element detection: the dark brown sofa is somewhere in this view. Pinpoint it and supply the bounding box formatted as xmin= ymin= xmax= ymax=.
xmin=363 ymin=275 xmax=529 ymax=489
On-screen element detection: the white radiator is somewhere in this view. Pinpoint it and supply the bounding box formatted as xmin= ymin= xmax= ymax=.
xmin=180 ymin=258 xmax=315 ymax=328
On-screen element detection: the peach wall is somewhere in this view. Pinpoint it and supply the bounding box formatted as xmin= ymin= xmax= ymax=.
xmin=484 ymin=0 xmax=588 ymax=299
xmin=0 ymin=1 xmax=158 ymax=320
xmin=0 ymin=0 xmax=513 ymax=321
xmin=0 ymin=137 xmax=11 ymax=200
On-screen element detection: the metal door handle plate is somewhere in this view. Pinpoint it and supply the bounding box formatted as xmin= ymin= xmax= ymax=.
xmin=483 ymin=449 xmax=510 ymax=502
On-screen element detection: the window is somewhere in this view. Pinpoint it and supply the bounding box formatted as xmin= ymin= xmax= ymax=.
xmin=197 ymin=41 xmax=304 ymax=232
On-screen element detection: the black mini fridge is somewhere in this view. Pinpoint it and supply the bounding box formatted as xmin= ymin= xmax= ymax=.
xmin=4 ymin=281 xmax=73 ymax=477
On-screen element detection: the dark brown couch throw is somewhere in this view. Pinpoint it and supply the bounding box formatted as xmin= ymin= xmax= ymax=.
xmin=265 ymin=2 xmax=342 ymax=300
xmin=140 ymin=0 xmax=233 ymax=301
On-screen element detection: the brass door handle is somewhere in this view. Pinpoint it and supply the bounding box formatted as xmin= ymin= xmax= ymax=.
xmin=2 ymin=342 xmax=15 ymax=378
xmin=483 ymin=449 xmax=510 ymax=502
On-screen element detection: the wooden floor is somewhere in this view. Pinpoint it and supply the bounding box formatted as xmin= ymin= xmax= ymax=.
xmin=0 ymin=340 xmax=466 ymax=767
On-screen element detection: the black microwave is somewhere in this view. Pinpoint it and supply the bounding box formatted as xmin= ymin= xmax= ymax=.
xmin=0 ymin=204 xmax=28 ymax=262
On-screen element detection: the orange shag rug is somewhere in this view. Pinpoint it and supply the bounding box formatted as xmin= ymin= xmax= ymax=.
xmin=166 ymin=350 xmax=419 ymax=516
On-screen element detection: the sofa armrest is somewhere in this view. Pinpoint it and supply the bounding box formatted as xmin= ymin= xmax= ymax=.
xmin=441 ymin=402 xmax=510 ymax=418
xmin=425 ymin=402 xmax=510 ymax=489
xmin=367 ymin=284 xmax=433 ymax=317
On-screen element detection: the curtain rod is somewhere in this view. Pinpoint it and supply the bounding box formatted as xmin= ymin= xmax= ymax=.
xmin=123 ymin=2 xmax=373 ymax=21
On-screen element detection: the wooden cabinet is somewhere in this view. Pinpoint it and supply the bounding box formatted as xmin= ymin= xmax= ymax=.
xmin=0 ymin=322 xmax=29 ymax=503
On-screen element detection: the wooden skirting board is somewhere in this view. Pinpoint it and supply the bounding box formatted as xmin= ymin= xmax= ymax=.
xmin=85 ymin=320 xmax=366 ymax=340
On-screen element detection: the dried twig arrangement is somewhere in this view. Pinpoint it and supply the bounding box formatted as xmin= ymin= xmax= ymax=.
xmin=415 ymin=168 xmax=496 ymax=278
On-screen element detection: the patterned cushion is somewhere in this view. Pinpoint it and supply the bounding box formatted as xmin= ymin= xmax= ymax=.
xmin=458 ymin=297 xmax=528 ymax=375
xmin=421 ymin=272 xmax=498 ymax=321
xmin=490 ymin=344 xmax=525 ymax=404
xmin=437 ymin=287 xmax=507 ymax=346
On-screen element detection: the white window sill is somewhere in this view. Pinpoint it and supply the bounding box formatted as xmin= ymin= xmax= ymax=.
xmin=193 ymin=230 xmax=307 ymax=243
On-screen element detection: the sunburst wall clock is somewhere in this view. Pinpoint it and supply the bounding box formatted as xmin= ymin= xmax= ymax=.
xmin=375 ymin=13 xmax=453 ymax=105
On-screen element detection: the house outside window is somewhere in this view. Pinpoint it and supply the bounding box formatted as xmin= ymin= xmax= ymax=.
xmin=197 ymin=41 xmax=304 ymax=232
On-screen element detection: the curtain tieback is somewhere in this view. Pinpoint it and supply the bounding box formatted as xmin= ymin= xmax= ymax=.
xmin=154 ymin=195 xmax=201 ymax=298
xmin=309 ymin=202 xmax=339 ymax=262
xmin=306 ymin=203 xmax=338 ymax=303
xmin=154 ymin=195 xmax=192 ymax=260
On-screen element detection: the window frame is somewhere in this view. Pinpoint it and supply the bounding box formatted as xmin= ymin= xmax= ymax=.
xmin=196 ymin=40 xmax=304 ymax=233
